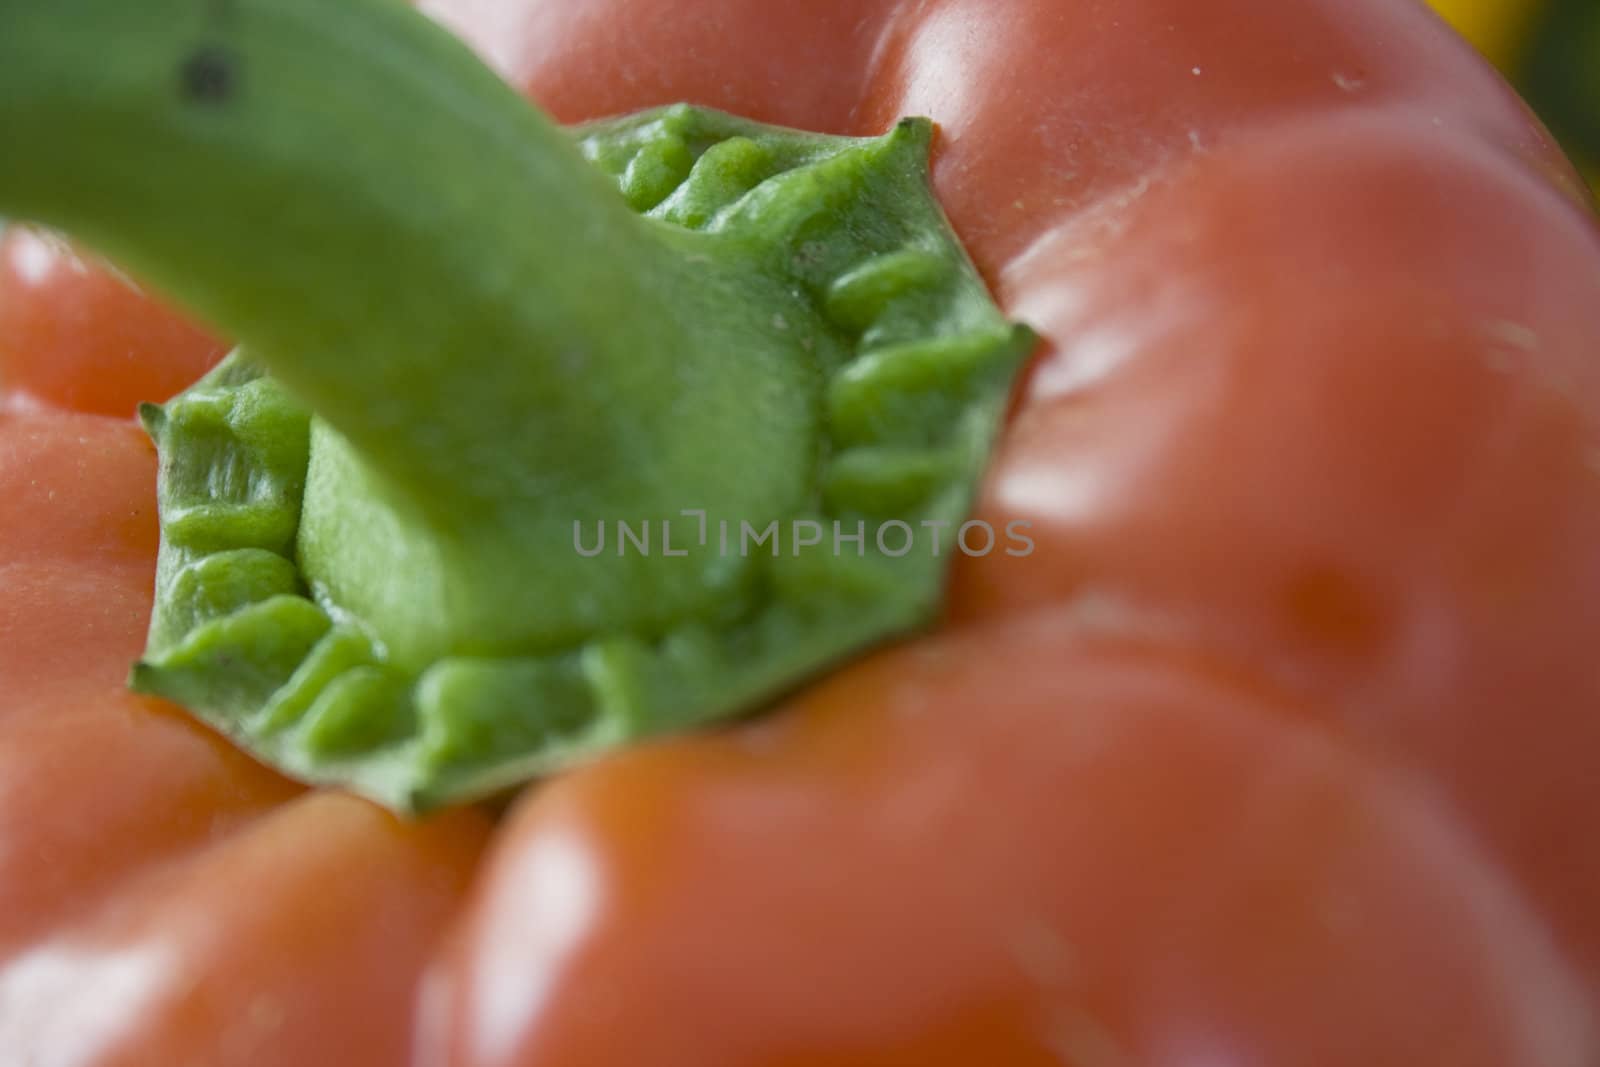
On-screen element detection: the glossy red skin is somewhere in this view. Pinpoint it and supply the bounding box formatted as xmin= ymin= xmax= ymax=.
xmin=436 ymin=628 xmax=1592 ymax=1066
xmin=0 ymin=228 xmax=228 ymax=416
xmin=4 ymin=0 xmax=1600 ymax=1064
xmin=0 ymin=413 xmax=494 ymax=1065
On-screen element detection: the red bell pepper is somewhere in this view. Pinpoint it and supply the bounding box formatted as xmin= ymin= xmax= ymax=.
xmin=0 ymin=0 xmax=1597 ymax=1064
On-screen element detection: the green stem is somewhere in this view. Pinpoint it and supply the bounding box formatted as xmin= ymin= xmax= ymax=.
xmin=0 ymin=0 xmax=771 ymax=518
xmin=0 ymin=0 xmax=824 ymax=665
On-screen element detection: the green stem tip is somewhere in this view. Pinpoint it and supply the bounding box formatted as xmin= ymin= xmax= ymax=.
xmin=0 ymin=0 xmax=1035 ymax=811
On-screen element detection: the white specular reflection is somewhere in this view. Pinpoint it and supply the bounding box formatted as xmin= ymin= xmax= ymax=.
xmin=472 ymin=829 xmax=602 ymax=1063
xmin=0 ymin=942 xmax=180 ymax=1067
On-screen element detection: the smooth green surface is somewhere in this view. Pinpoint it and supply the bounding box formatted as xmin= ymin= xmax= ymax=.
xmin=1521 ymin=0 xmax=1600 ymax=183
xmin=0 ymin=0 xmax=1032 ymax=810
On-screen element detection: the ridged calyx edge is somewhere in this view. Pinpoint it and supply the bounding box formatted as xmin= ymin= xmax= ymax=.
xmin=133 ymin=106 xmax=1035 ymax=812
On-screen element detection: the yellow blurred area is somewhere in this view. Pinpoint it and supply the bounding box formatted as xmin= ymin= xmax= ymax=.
xmin=1429 ymin=0 xmax=1597 ymax=196
xmin=1429 ymin=0 xmax=1538 ymax=67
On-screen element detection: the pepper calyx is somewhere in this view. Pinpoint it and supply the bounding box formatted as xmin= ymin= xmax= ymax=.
xmin=0 ymin=0 xmax=1032 ymax=811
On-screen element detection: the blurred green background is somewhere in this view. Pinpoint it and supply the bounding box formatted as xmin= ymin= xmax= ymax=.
xmin=1430 ymin=0 xmax=1599 ymax=191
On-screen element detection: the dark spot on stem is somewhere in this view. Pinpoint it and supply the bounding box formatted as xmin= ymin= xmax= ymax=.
xmin=180 ymin=46 xmax=238 ymax=105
